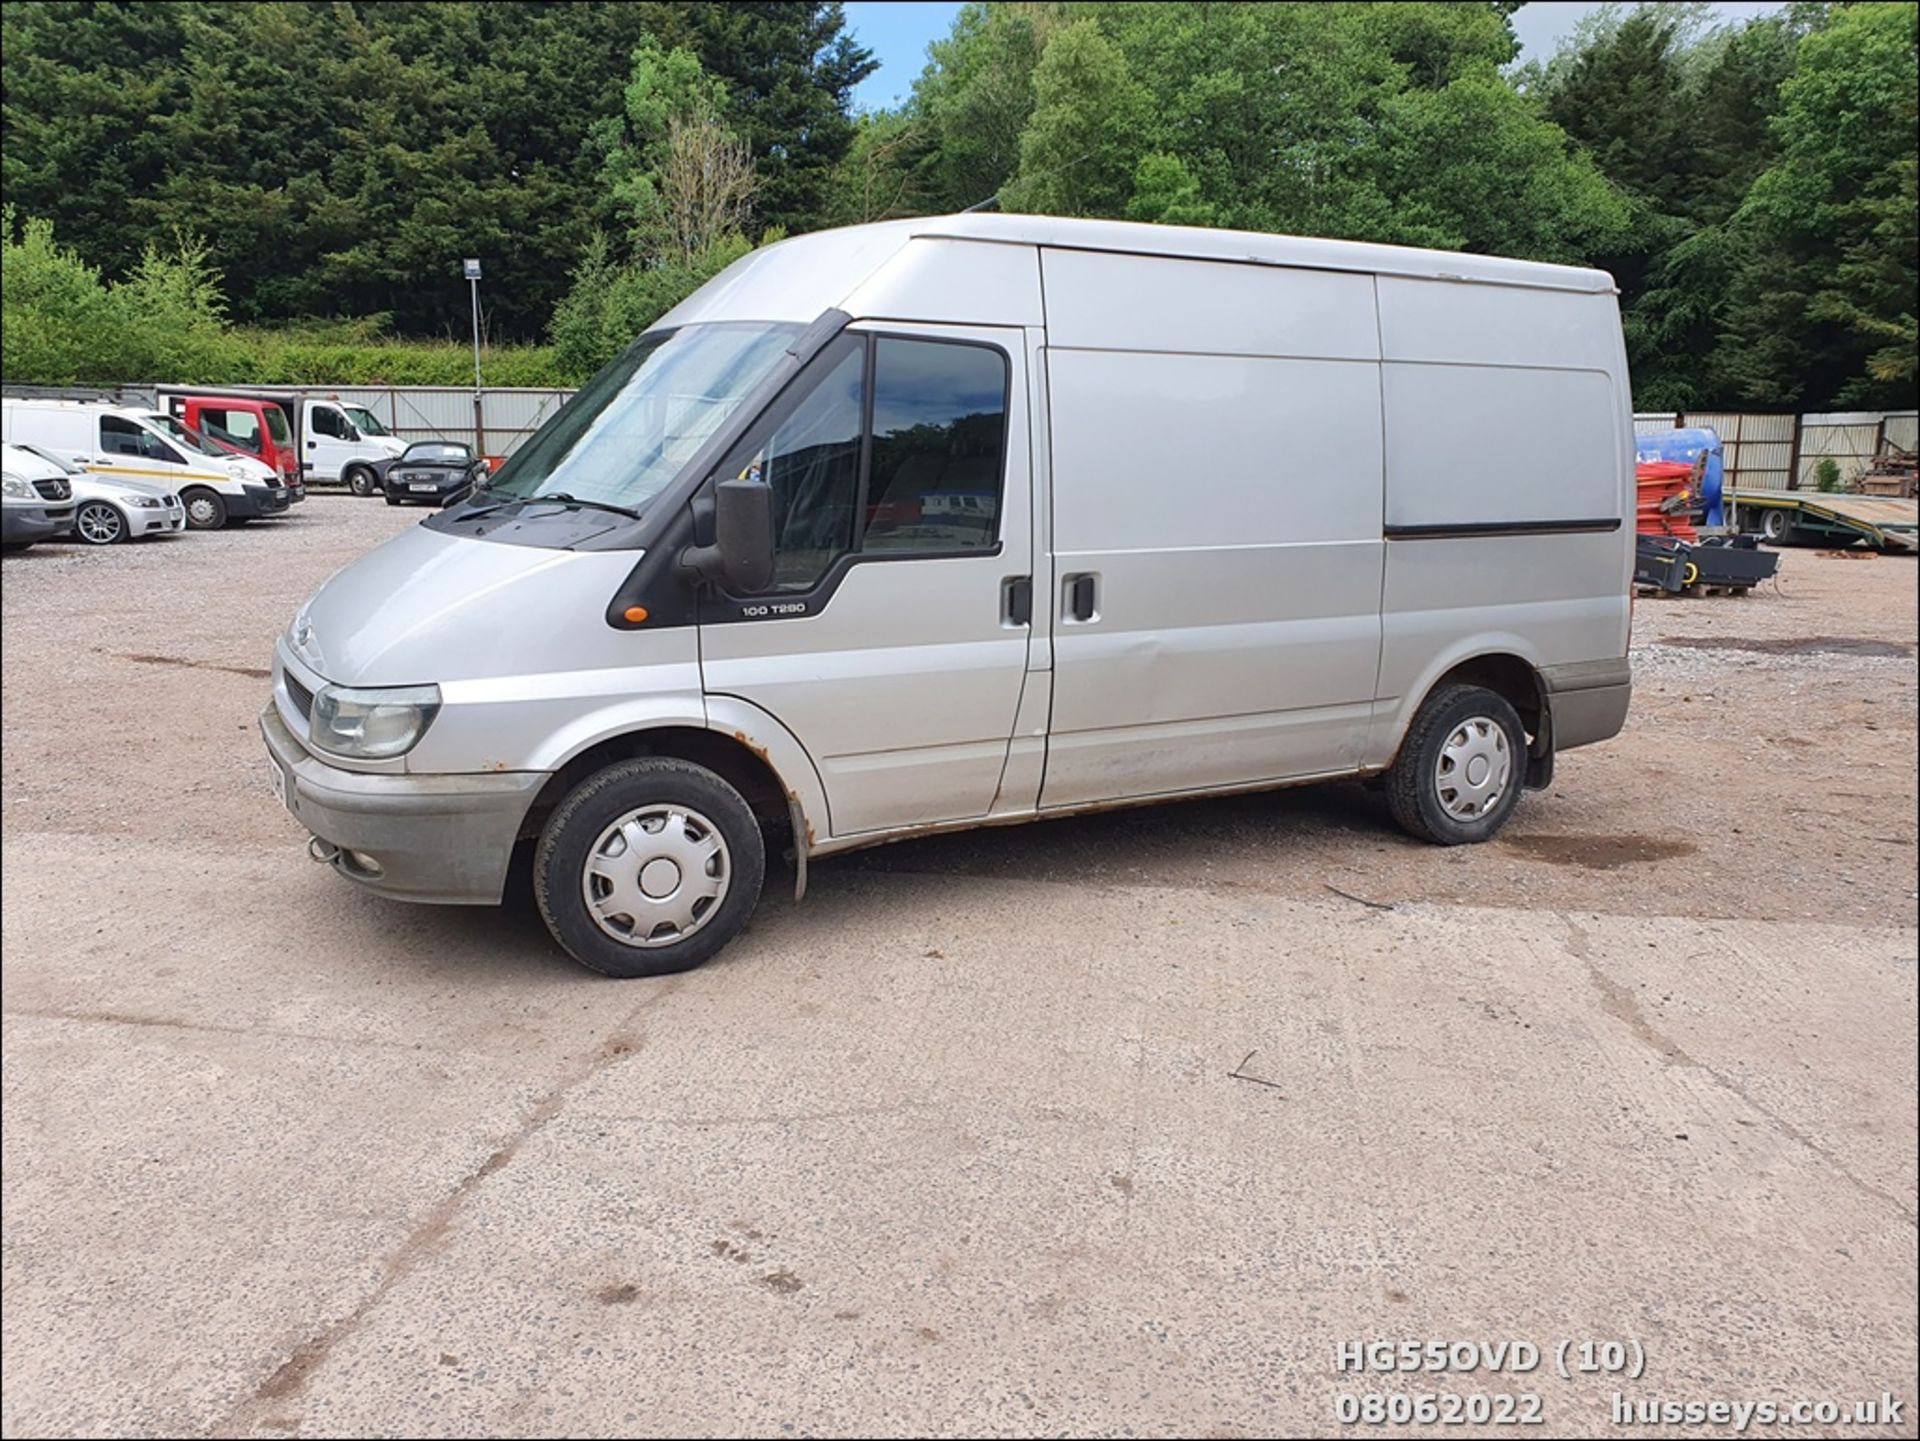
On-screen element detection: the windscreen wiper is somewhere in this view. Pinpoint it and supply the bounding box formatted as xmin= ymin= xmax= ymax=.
xmin=446 ymin=490 xmax=641 ymax=523
xmin=533 ymin=491 xmax=642 ymax=520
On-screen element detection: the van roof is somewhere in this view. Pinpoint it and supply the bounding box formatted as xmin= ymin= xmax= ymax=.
xmin=835 ymin=212 xmax=1616 ymax=295
xmin=3 ymin=398 xmax=164 ymax=419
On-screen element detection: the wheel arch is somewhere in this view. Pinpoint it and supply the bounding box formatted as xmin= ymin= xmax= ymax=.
xmin=1378 ymin=646 xmax=1551 ymax=783
xmin=518 ymin=703 xmax=828 ymax=864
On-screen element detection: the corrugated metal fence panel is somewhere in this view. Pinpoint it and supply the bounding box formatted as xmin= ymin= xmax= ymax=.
xmin=1797 ymin=415 xmax=1881 ymax=487
xmin=323 ymin=386 xmax=573 ymax=458
xmin=1680 ymin=411 xmax=1795 ymax=491
xmin=1885 ymin=412 xmax=1919 ymax=455
xmin=1633 ymin=413 xmax=1681 ymax=434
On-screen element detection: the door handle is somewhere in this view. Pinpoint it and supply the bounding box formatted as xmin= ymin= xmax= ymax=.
xmin=1064 ymin=573 xmax=1098 ymax=622
xmin=307 ymin=440 xmax=317 ymax=449
xmin=1002 ymin=575 xmax=1032 ymax=627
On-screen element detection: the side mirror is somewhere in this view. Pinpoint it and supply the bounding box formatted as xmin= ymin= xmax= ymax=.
xmin=682 ymin=479 xmax=774 ymax=593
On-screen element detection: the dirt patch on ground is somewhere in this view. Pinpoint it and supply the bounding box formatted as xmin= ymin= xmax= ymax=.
xmin=1660 ymin=635 xmax=1913 ymax=658
xmin=1501 ymin=834 xmax=1699 ymax=870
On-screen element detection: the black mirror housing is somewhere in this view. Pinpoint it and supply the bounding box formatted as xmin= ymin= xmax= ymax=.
xmin=682 ymin=478 xmax=774 ymax=593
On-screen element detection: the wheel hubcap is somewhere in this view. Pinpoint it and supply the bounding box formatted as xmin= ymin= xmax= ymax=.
xmin=581 ymin=805 xmax=730 ymax=948
xmin=1436 ymin=716 xmax=1511 ymax=820
xmin=79 ymin=505 xmax=120 ymax=543
xmin=188 ymin=497 xmax=215 ymax=524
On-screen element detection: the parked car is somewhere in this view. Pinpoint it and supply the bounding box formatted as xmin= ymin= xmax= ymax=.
xmin=261 ymin=213 xmax=1634 ymax=978
xmin=1 ymin=443 xmax=77 ymax=550
xmin=382 ymin=441 xmax=487 ymax=507
xmin=157 ymin=387 xmax=407 ymax=495
xmin=1 ymin=399 xmax=291 ymax=530
xmin=16 ymin=443 xmax=185 ymax=545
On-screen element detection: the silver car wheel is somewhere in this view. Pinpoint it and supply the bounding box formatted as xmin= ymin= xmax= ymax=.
xmin=185 ymin=494 xmax=218 ymax=526
xmin=580 ymin=804 xmax=731 ymax=949
xmin=1435 ymin=716 xmax=1511 ymax=820
xmin=76 ymin=502 xmax=124 ymax=545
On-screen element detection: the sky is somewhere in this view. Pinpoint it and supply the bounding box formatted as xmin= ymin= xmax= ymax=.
xmin=842 ymin=1 xmax=1788 ymax=113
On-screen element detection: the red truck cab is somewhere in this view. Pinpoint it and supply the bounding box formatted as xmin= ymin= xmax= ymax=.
xmin=165 ymin=396 xmax=304 ymax=498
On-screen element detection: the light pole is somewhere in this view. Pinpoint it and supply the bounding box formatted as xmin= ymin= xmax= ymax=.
xmin=464 ymin=257 xmax=485 ymax=459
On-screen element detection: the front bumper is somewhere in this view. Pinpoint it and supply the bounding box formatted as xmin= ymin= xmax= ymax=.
xmin=228 ymin=483 xmax=293 ymax=520
xmin=129 ymin=503 xmax=187 ymax=537
xmin=384 ymin=473 xmax=471 ymax=502
xmin=2 ymin=504 xmax=77 ymax=544
xmin=260 ymin=703 xmax=546 ymax=905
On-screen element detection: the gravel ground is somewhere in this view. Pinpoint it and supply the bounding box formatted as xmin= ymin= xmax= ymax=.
xmin=3 ymin=500 xmax=1914 ymax=1437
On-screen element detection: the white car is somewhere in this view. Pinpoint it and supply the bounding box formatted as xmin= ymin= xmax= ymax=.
xmin=13 ymin=444 xmax=185 ymax=544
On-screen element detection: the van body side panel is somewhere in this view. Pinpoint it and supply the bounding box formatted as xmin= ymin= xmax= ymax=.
xmin=1366 ymin=278 xmax=1632 ymax=767
xmin=1038 ymin=250 xmax=1385 ymax=807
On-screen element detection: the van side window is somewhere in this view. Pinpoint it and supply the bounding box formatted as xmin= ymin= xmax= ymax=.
xmin=100 ymin=416 xmax=179 ymax=464
xmin=861 ymin=339 xmax=1006 ymax=554
xmin=204 ymin=408 xmax=260 ymax=448
xmin=311 ymin=407 xmax=348 ymax=440
xmin=763 ymin=345 xmax=866 ymax=592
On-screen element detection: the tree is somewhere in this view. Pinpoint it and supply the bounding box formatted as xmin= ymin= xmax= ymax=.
xmin=676 ymin=2 xmax=876 ymax=234
xmin=592 ymin=39 xmax=756 ymax=260
xmin=1006 ymin=19 xmax=1148 ymax=217
xmin=912 ymin=3 xmax=1063 ymax=212
xmin=1719 ymin=2 xmax=1918 ymax=406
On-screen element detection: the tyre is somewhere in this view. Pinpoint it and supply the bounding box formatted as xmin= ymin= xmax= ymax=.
xmin=181 ymin=487 xmax=227 ymax=530
xmin=534 ymin=758 xmax=766 ymax=977
xmin=1385 ymin=683 xmax=1527 ymax=845
xmin=74 ymin=500 xmax=127 ymax=545
xmin=1760 ymin=509 xmax=1789 ymax=543
xmin=346 ymin=466 xmax=377 ymax=497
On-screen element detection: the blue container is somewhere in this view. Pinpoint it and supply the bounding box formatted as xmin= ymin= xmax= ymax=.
xmin=1636 ymin=427 xmax=1725 ymax=526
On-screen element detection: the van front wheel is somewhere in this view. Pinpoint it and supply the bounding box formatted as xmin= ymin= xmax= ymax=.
xmin=346 ymin=466 xmax=377 ymax=497
xmin=534 ymin=758 xmax=766 ymax=978
xmin=1385 ymin=684 xmax=1527 ymax=845
xmin=181 ymin=488 xmax=227 ymax=530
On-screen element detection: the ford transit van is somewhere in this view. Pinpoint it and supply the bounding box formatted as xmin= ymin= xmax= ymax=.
xmin=262 ymin=214 xmax=1633 ymax=977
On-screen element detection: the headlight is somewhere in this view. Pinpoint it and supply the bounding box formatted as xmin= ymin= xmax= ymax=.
xmin=309 ymin=683 xmax=441 ymax=760
xmin=2 ymin=476 xmax=35 ymax=499
xmin=129 ymin=496 xmax=163 ymax=509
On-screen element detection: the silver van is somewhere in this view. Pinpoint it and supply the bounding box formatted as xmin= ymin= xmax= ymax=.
xmin=262 ymin=215 xmax=1632 ymax=977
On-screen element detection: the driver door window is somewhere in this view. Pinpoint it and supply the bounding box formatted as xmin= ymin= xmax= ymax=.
xmin=311 ymin=407 xmax=348 ymax=440
xmin=735 ymin=332 xmax=1009 ymax=596
xmin=762 ymin=343 xmax=865 ymax=593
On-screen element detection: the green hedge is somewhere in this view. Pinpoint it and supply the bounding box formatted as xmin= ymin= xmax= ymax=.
xmin=3 ymin=209 xmax=575 ymax=388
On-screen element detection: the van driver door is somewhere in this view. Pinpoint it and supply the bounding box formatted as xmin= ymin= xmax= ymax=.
xmin=697 ymin=323 xmax=1036 ymax=840
xmin=305 ymin=401 xmax=353 ymax=484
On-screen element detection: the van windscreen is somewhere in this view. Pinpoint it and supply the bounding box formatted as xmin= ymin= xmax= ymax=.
xmin=479 ymin=323 xmax=799 ymax=512
xmin=263 ymin=406 xmax=292 ymax=444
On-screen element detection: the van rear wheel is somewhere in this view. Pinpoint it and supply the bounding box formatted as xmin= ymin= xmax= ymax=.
xmin=534 ymin=758 xmax=765 ymax=977
xmin=181 ymin=488 xmax=227 ymax=530
xmin=1385 ymin=684 xmax=1527 ymax=845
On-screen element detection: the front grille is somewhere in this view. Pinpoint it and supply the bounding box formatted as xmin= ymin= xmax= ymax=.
xmin=285 ymin=672 xmax=315 ymax=720
xmin=32 ymin=478 xmax=70 ymax=501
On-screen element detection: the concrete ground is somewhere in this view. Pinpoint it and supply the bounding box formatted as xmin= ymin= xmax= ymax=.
xmin=3 ymin=501 xmax=1915 ymax=1438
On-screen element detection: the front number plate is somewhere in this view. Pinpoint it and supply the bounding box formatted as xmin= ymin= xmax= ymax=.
xmin=268 ymin=758 xmax=291 ymax=812
xmin=409 ymin=483 xmax=437 ymax=493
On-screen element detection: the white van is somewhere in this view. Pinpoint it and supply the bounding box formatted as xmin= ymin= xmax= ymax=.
xmin=261 ymin=214 xmax=1633 ymax=977
xmin=154 ymin=386 xmax=409 ymax=495
xmin=1 ymin=443 xmax=78 ymax=549
xmin=0 ymin=399 xmax=291 ymax=529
